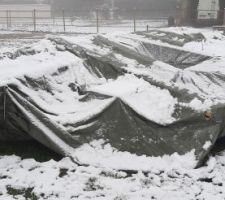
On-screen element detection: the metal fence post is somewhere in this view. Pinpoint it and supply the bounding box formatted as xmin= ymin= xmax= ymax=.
xmin=62 ymin=9 xmax=66 ymax=32
xmin=9 ymin=10 xmax=11 ymax=28
xmin=96 ymin=9 xmax=99 ymax=33
xmin=133 ymin=9 xmax=136 ymax=32
xmin=133 ymin=17 xmax=136 ymax=32
xmin=33 ymin=9 xmax=36 ymax=31
xmin=52 ymin=10 xmax=55 ymax=27
xmin=6 ymin=10 xmax=9 ymax=29
xmin=224 ymin=8 xmax=225 ymax=26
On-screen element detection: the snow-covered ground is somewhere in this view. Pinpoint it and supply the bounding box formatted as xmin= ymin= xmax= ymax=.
xmin=0 ymin=145 xmax=225 ymax=200
xmin=1 ymin=27 xmax=225 ymax=199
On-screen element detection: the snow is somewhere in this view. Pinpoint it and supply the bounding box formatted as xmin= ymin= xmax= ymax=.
xmin=1 ymin=150 xmax=225 ymax=199
xmin=0 ymin=39 xmax=81 ymax=86
xmin=203 ymin=141 xmax=212 ymax=150
xmin=90 ymin=75 xmax=177 ymax=124
xmin=0 ymin=27 xmax=224 ymax=134
xmin=81 ymin=29 xmax=225 ymax=111
xmin=73 ymin=140 xmax=196 ymax=171
xmin=188 ymin=98 xmax=213 ymax=112
xmin=2 ymin=28 xmax=225 ymax=116
xmin=1 ymin=27 xmax=225 ymax=199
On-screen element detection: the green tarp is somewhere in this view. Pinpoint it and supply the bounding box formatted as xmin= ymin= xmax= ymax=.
xmin=0 ymin=35 xmax=225 ymax=168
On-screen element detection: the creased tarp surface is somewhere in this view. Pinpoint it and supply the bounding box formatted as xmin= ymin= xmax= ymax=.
xmin=0 ymin=33 xmax=225 ymax=168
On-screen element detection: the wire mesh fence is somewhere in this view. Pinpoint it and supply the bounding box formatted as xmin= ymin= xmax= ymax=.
xmin=0 ymin=9 xmax=176 ymax=33
xmin=0 ymin=9 xmax=224 ymax=33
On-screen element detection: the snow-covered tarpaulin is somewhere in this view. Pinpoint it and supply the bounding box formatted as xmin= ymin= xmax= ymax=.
xmin=0 ymin=28 xmax=225 ymax=169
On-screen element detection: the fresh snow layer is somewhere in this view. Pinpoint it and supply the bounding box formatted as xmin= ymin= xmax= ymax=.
xmin=1 ymin=28 xmax=225 ymax=122
xmin=0 ymin=39 xmax=82 ymax=85
xmin=1 ymin=151 xmax=225 ymax=200
xmin=0 ymin=28 xmax=224 ymax=141
xmin=73 ymin=140 xmax=196 ymax=171
xmin=88 ymin=29 xmax=225 ymax=110
xmin=90 ymin=75 xmax=177 ymax=124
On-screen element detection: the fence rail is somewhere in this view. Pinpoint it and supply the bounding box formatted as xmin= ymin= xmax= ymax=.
xmin=0 ymin=9 xmax=224 ymax=33
xmin=0 ymin=9 xmax=176 ymax=33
